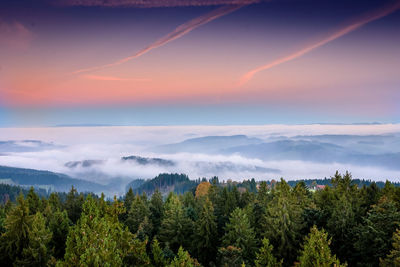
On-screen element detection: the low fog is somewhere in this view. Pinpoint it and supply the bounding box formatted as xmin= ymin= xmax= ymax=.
xmin=0 ymin=124 xmax=399 ymax=192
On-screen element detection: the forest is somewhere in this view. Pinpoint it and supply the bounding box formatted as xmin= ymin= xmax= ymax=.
xmin=1 ymin=171 xmax=400 ymax=266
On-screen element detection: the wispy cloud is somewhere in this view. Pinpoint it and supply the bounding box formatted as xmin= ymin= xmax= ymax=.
xmin=0 ymin=20 xmax=33 ymax=49
xmin=238 ymin=1 xmax=400 ymax=86
xmin=72 ymin=2 xmax=257 ymax=74
xmin=83 ymin=74 xmax=150 ymax=82
xmin=60 ymin=0 xmax=259 ymax=8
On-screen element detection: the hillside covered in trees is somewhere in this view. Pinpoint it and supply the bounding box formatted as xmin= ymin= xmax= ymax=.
xmin=1 ymin=171 xmax=400 ymax=266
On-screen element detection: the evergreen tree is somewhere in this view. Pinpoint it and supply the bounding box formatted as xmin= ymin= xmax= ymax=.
xmin=381 ymin=229 xmax=400 ymax=267
xmin=0 ymin=194 xmax=32 ymax=265
xmin=255 ymin=238 xmax=282 ymax=267
xmin=355 ymin=197 xmax=400 ymax=266
xmin=64 ymin=186 xmax=84 ymax=223
xmin=16 ymin=212 xmax=52 ymax=266
xmin=168 ymin=246 xmax=200 ymax=267
xmin=47 ymin=209 xmax=71 ymax=259
xmin=218 ymin=246 xmax=243 ymax=267
xmin=262 ymin=179 xmax=303 ymax=265
xmin=150 ymin=189 xmax=164 ymax=237
xmin=125 ymin=194 xmax=150 ymax=234
xmin=158 ymin=194 xmax=193 ymax=252
xmin=61 ymin=195 xmax=149 ymax=266
xmin=222 ymin=207 xmax=256 ymax=262
xmin=152 ymin=238 xmax=168 ymax=267
xmin=194 ymin=197 xmax=218 ymax=265
xmin=26 ymin=187 xmax=41 ymax=215
xmin=298 ymin=226 xmax=344 ymax=267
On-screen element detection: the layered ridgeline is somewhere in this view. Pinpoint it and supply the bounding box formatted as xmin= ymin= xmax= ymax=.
xmin=0 ymin=166 xmax=106 ymax=193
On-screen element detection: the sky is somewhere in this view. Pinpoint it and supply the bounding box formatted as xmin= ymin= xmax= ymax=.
xmin=0 ymin=0 xmax=399 ymax=126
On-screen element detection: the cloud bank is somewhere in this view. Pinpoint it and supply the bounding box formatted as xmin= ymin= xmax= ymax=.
xmin=0 ymin=124 xmax=399 ymax=189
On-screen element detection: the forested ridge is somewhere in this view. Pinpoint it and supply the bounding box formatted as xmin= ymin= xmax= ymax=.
xmin=1 ymin=171 xmax=400 ymax=266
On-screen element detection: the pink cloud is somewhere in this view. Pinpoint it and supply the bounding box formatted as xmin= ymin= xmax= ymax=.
xmin=83 ymin=74 xmax=150 ymax=82
xmin=238 ymin=1 xmax=400 ymax=86
xmin=72 ymin=3 xmax=252 ymax=74
xmin=0 ymin=20 xmax=33 ymax=50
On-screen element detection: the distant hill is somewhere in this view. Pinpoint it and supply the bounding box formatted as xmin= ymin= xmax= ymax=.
xmin=0 ymin=165 xmax=106 ymax=193
xmin=0 ymin=140 xmax=60 ymax=153
xmin=127 ymin=173 xmax=198 ymax=196
xmin=155 ymin=135 xmax=263 ymax=154
xmin=122 ymin=155 xmax=175 ymax=166
xmin=65 ymin=160 xmax=105 ymax=168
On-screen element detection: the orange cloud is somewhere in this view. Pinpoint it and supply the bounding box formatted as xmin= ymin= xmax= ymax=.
xmin=238 ymin=1 xmax=400 ymax=86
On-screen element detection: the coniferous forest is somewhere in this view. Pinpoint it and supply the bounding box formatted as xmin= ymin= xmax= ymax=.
xmin=1 ymin=171 xmax=400 ymax=266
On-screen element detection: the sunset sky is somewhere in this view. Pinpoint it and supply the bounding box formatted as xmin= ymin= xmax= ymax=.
xmin=0 ymin=0 xmax=399 ymax=126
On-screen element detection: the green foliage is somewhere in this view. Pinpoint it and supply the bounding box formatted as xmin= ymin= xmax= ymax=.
xmin=168 ymin=246 xmax=200 ymax=267
xmin=0 ymin=194 xmax=32 ymax=264
xmin=262 ymin=179 xmax=303 ymax=265
xmin=125 ymin=194 xmax=150 ymax=234
xmin=150 ymin=189 xmax=164 ymax=236
xmin=158 ymin=194 xmax=193 ymax=251
xmin=298 ymin=226 xmax=344 ymax=267
xmin=16 ymin=212 xmax=52 ymax=266
xmin=381 ymin=229 xmax=400 ymax=267
xmin=194 ymin=197 xmax=218 ymax=265
xmin=255 ymin=238 xmax=282 ymax=267
xmin=355 ymin=197 xmax=400 ymax=266
xmin=222 ymin=207 xmax=256 ymax=262
xmin=152 ymin=238 xmax=169 ymax=267
xmin=2 ymin=171 xmax=400 ymax=266
xmin=218 ymin=246 xmax=243 ymax=267
xmin=47 ymin=209 xmax=71 ymax=259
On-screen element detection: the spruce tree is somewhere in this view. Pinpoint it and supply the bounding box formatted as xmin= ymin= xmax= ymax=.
xmin=158 ymin=193 xmax=193 ymax=252
xmin=254 ymin=238 xmax=282 ymax=267
xmin=17 ymin=212 xmax=52 ymax=266
xmin=194 ymin=197 xmax=218 ymax=265
xmin=168 ymin=246 xmax=200 ymax=267
xmin=298 ymin=226 xmax=344 ymax=267
xmin=381 ymin=229 xmax=400 ymax=267
xmin=0 ymin=194 xmax=32 ymax=264
xmin=222 ymin=207 xmax=256 ymax=262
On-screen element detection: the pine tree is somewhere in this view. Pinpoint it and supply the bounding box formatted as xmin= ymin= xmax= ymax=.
xmin=152 ymin=238 xmax=168 ymax=267
xmin=17 ymin=212 xmax=52 ymax=266
xmin=47 ymin=209 xmax=71 ymax=259
xmin=298 ymin=226 xmax=344 ymax=267
xmin=194 ymin=197 xmax=218 ymax=265
xmin=218 ymin=246 xmax=243 ymax=267
xmin=262 ymin=179 xmax=303 ymax=265
xmin=381 ymin=229 xmax=400 ymax=267
xmin=222 ymin=207 xmax=256 ymax=262
xmin=168 ymin=246 xmax=200 ymax=267
xmin=125 ymin=195 xmax=150 ymax=234
xmin=158 ymin=194 xmax=193 ymax=251
xmin=150 ymin=189 xmax=164 ymax=236
xmin=0 ymin=194 xmax=32 ymax=264
xmin=255 ymin=238 xmax=282 ymax=267
xmin=355 ymin=197 xmax=400 ymax=266
xmin=64 ymin=186 xmax=83 ymax=223
xmin=61 ymin=195 xmax=148 ymax=266
xmin=26 ymin=187 xmax=41 ymax=215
